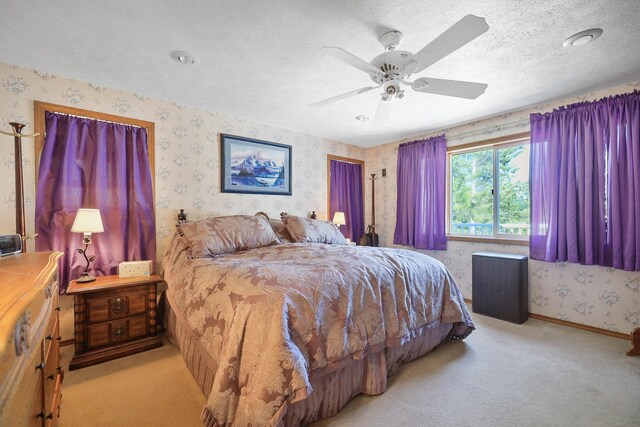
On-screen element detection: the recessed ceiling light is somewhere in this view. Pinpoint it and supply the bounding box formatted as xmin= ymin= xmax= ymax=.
xmin=563 ymin=29 xmax=603 ymax=48
xmin=355 ymin=114 xmax=370 ymax=122
xmin=170 ymin=50 xmax=200 ymax=65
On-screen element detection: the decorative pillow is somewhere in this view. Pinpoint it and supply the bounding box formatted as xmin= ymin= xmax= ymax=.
xmin=280 ymin=213 xmax=347 ymax=244
xmin=255 ymin=212 xmax=294 ymax=243
xmin=176 ymin=215 xmax=279 ymax=258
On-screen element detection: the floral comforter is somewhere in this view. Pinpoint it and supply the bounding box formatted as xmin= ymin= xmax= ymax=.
xmin=163 ymin=236 xmax=474 ymax=426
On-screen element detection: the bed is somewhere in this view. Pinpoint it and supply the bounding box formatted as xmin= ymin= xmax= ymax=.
xmin=162 ymin=214 xmax=474 ymax=426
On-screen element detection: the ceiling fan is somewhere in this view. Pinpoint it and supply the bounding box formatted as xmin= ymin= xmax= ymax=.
xmin=308 ymin=15 xmax=490 ymax=124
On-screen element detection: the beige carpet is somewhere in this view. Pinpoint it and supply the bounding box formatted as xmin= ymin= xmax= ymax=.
xmin=59 ymin=340 xmax=205 ymax=427
xmin=59 ymin=312 xmax=640 ymax=427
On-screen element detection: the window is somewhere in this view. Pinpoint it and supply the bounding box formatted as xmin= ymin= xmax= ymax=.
xmin=448 ymin=137 xmax=530 ymax=241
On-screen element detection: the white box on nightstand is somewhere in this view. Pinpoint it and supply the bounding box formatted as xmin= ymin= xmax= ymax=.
xmin=118 ymin=260 xmax=154 ymax=278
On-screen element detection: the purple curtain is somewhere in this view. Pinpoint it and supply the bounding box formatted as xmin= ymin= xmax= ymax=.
xmin=35 ymin=112 xmax=157 ymax=290
xmin=394 ymin=134 xmax=447 ymax=250
xmin=330 ymin=160 xmax=364 ymax=242
xmin=530 ymin=90 xmax=640 ymax=271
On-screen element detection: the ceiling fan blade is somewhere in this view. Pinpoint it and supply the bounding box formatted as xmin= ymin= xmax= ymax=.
xmin=411 ymin=77 xmax=487 ymax=99
xmin=307 ymin=85 xmax=380 ymax=108
xmin=410 ymin=15 xmax=489 ymax=73
xmin=321 ymin=47 xmax=383 ymax=76
xmin=373 ymin=97 xmax=393 ymax=125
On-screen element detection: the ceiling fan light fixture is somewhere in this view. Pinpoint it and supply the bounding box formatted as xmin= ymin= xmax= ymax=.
xmin=170 ymin=50 xmax=200 ymax=65
xmin=563 ymin=28 xmax=603 ymax=48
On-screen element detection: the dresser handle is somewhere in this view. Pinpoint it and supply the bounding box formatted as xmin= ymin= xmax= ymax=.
xmin=56 ymin=335 xmax=63 ymax=341
xmin=47 ymin=373 xmax=55 ymax=380
xmin=37 ymin=411 xmax=44 ymax=419
xmin=46 ymin=334 xmax=53 ymax=341
xmin=35 ymin=361 xmax=45 ymax=371
xmin=112 ymin=297 xmax=126 ymax=314
xmin=113 ymin=326 xmax=125 ymax=338
xmin=55 ymin=306 xmax=61 ymax=311
xmin=46 ymin=413 xmax=54 ymax=420
xmin=57 ymin=365 xmax=63 ymax=372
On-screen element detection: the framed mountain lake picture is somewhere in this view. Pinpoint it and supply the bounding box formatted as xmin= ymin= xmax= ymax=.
xmin=220 ymin=134 xmax=292 ymax=195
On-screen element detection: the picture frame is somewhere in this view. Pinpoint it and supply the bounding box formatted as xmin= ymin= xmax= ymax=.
xmin=220 ymin=133 xmax=292 ymax=195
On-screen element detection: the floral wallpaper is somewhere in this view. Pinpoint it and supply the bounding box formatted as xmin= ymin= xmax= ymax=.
xmin=1 ymin=59 xmax=638 ymax=339
xmin=0 ymin=62 xmax=365 ymax=339
xmin=364 ymin=81 xmax=640 ymax=336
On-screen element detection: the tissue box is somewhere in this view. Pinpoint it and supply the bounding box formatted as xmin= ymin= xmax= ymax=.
xmin=118 ymin=260 xmax=154 ymax=278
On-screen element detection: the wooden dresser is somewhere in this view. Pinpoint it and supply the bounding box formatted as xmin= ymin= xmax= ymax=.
xmin=0 ymin=251 xmax=64 ymax=427
xmin=67 ymin=274 xmax=162 ymax=370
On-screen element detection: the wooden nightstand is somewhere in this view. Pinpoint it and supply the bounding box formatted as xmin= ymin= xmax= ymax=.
xmin=67 ymin=275 xmax=163 ymax=370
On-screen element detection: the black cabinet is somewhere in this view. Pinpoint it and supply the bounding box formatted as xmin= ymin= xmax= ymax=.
xmin=472 ymin=252 xmax=528 ymax=324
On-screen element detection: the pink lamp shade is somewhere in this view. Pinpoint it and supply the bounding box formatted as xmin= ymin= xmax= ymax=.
xmin=332 ymin=211 xmax=346 ymax=226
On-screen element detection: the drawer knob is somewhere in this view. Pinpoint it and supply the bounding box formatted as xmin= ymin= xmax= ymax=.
xmin=35 ymin=361 xmax=45 ymax=371
xmin=55 ymin=306 xmax=61 ymax=311
xmin=47 ymin=373 xmax=55 ymax=380
xmin=56 ymin=335 xmax=63 ymax=341
xmin=112 ymin=298 xmax=126 ymax=314
xmin=46 ymin=413 xmax=54 ymax=420
xmin=113 ymin=326 xmax=125 ymax=338
xmin=46 ymin=334 xmax=53 ymax=341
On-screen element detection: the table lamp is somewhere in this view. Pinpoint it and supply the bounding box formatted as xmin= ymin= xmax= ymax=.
xmin=71 ymin=208 xmax=104 ymax=283
xmin=332 ymin=211 xmax=346 ymax=227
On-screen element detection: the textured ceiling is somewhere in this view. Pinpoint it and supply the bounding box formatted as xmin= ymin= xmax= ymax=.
xmin=1 ymin=1 xmax=640 ymax=147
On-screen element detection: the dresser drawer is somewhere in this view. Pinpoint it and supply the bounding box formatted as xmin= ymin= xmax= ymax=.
xmin=1 ymin=342 xmax=44 ymax=427
xmin=86 ymin=315 xmax=148 ymax=350
xmin=44 ymin=318 xmax=61 ymax=410
xmin=44 ymin=311 xmax=61 ymax=361
xmin=86 ymin=288 xmax=148 ymax=324
xmin=45 ymin=373 xmax=63 ymax=427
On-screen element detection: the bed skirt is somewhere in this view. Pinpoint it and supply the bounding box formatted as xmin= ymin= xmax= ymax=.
xmin=164 ymin=289 xmax=454 ymax=426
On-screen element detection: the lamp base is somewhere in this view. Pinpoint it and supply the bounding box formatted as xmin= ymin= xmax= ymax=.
xmin=76 ymin=273 xmax=96 ymax=283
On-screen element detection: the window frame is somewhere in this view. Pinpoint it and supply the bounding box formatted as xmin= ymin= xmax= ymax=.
xmin=446 ymin=132 xmax=530 ymax=245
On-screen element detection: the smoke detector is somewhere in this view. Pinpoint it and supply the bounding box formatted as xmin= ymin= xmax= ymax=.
xmin=563 ymin=29 xmax=603 ymax=47
xmin=170 ymin=50 xmax=200 ymax=65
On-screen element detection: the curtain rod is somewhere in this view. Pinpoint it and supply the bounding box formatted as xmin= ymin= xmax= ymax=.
xmin=50 ymin=111 xmax=145 ymax=129
xmin=445 ymin=117 xmax=530 ymax=140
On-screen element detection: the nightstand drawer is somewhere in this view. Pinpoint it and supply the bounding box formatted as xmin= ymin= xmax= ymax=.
xmin=86 ymin=315 xmax=148 ymax=350
xmin=86 ymin=289 xmax=147 ymax=324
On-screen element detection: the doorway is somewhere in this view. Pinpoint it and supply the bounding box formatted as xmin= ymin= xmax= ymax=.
xmin=327 ymin=155 xmax=365 ymax=242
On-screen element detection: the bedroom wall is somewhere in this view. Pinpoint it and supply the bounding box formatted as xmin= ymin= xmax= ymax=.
xmin=0 ymin=62 xmax=365 ymax=340
xmin=365 ymin=81 xmax=640 ymax=335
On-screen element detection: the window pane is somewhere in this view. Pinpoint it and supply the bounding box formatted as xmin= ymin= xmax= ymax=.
xmin=498 ymin=145 xmax=530 ymax=235
xmin=451 ymin=149 xmax=494 ymax=236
